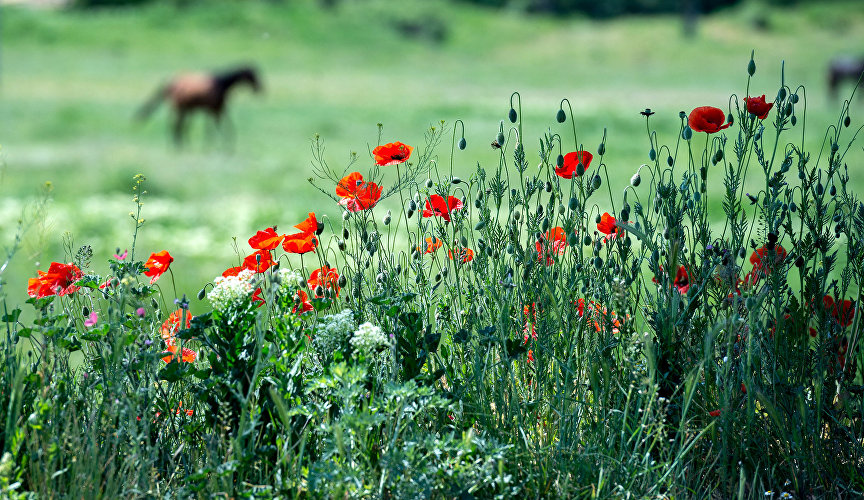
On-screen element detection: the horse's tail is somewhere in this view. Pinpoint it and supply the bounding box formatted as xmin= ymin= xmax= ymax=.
xmin=135 ymin=84 xmax=167 ymax=121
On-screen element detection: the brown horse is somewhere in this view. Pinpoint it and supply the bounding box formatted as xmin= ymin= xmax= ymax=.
xmin=136 ymin=66 xmax=262 ymax=148
xmin=828 ymin=56 xmax=864 ymax=99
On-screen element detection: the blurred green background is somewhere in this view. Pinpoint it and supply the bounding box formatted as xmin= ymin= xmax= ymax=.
xmin=0 ymin=0 xmax=862 ymax=312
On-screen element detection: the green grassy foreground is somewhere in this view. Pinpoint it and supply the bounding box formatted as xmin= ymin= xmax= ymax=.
xmin=1 ymin=0 xmax=862 ymax=307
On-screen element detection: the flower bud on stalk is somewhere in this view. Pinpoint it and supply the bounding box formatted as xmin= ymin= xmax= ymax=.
xmin=556 ymin=108 xmax=566 ymax=123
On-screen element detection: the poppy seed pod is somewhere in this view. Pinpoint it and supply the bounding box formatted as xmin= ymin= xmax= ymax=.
xmin=458 ymin=137 xmax=467 ymax=150
xmin=679 ymin=111 xmax=687 ymax=120
xmin=508 ymin=108 xmax=517 ymax=123
xmin=682 ymin=126 xmax=693 ymax=141
xmin=556 ymin=108 xmax=566 ymax=123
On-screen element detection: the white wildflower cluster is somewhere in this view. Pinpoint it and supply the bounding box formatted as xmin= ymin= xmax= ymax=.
xmin=208 ymin=269 xmax=256 ymax=311
xmin=276 ymin=268 xmax=304 ymax=295
xmin=349 ymin=322 xmax=389 ymax=352
xmin=314 ymin=309 xmax=355 ymax=356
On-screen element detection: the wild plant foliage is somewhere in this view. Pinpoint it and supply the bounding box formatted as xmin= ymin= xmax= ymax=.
xmin=1 ymin=54 xmax=862 ymax=498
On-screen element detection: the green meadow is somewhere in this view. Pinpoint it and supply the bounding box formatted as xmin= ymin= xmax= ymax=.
xmin=1 ymin=0 xmax=862 ymax=306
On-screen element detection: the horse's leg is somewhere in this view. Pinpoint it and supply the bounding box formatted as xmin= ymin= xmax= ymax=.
xmin=216 ymin=112 xmax=236 ymax=155
xmin=173 ymin=111 xmax=187 ymax=149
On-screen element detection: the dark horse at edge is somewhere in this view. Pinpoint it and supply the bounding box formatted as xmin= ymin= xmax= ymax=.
xmin=828 ymin=56 xmax=864 ymax=99
xmin=136 ymin=66 xmax=262 ymax=148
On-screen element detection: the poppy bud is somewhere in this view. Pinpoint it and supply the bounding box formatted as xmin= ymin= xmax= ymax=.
xmin=458 ymin=137 xmax=467 ymax=150
xmin=694 ymin=191 xmax=701 ymax=203
xmin=576 ymin=162 xmax=585 ymax=176
xmin=830 ymin=185 xmax=837 ymax=196
xmin=682 ymin=126 xmax=693 ymax=141
xmin=727 ymin=114 xmax=733 ymax=126
xmin=536 ymin=204 xmax=544 ymax=216
xmin=747 ymin=57 xmax=756 ymax=76
xmin=425 ymin=179 xmax=433 ymax=189
xmin=197 ymin=288 xmax=206 ymax=301
xmin=755 ymin=130 xmax=762 ymax=141
xmin=383 ymin=210 xmax=392 ymax=226
xmin=790 ymin=115 xmax=797 ymax=126
xmin=151 ymin=298 xmax=159 ymax=309
xmin=415 ymin=274 xmax=422 ymax=284
xmin=343 ymin=228 xmax=349 ymax=239
xmin=545 ymin=181 xmax=552 ymax=193
xmin=620 ymin=208 xmax=629 ymax=221
xmin=739 ymin=248 xmax=746 ymax=259
xmin=407 ymin=208 xmax=415 ymax=219
xmin=342 ymin=211 xmax=350 ymax=221
xmin=592 ymin=175 xmax=601 ymax=189
xmin=831 ymin=143 xmax=839 ymax=153
xmin=593 ymin=256 xmax=603 ymax=269
xmin=474 ymin=220 xmax=486 ymax=231
xmin=631 ymin=173 xmax=641 ymax=187
xmin=714 ymin=149 xmax=724 ymax=163
xmin=82 ymin=306 xmax=89 ymax=316
xmin=474 ymin=198 xmax=482 ymax=209
xmin=649 ymin=148 xmax=656 ymax=161
xmin=777 ymin=88 xmax=787 ymax=101
xmin=542 ymin=218 xmax=550 ymax=232
xmin=558 ymin=204 xmax=565 ymax=215
xmin=679 ymin=110 xmax=687 ymax=119
xmin=569 ymin=197 xmax=578 ymax=211
xmin=511 ymin=188 xmax=518 ymax=198
xmin=451 ymin=176 xmax=463 ymax=185
xmin=556 ymin=108 xmax=566 ymax=123
xmin=508 ymin=108 xmax=518 ymax=123
xmin=338 ymin=240 xmax=346 ymax=251
xmin=795 ymin=256 xmax=804 ymax=268
xmin=816 ymin=183 xmax=823 ymax=196
xmin=784 ymin=102 xmax=793 ymax=117
xmin=667 ymin=156 xmax=674 ymax=167
xmin=513 ymin=210 xmax=521 ymax=221
xmin=583 ymin=235 xmax=592 ymax=246
xmin=496 ymin=132 xmax=505 ymax=146
xmin=299 ymin=278 xmax=307 ymax=288
xmin=441 ymin=266 xmax=449 ymax=278
xmin=790 ymin=93 xmax=799 ymax=104
xmin=567 ymin=232 xmax=578 ymax=246
xmin=597 ymin=143 xmax=606 ymax=155
xmin=790 ymin=202 xmax=797 ymax=212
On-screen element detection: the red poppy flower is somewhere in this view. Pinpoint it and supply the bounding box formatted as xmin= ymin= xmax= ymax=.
xmin=750 ymin=245 xmax=786 ymax=274
xmin=688 ymin=106 xmax=730 ymax=134
xmin=417 ymin=237 xmax=442 ymax=254
xmin=308 ymin=265 xmax=340 ymax=298
xmin=423 ymin=194 xmax=464 ymax=222
xmin=535 ymin=227 xmax=568 ymax=265
xmin=744 ymin=95 xmax=774 ymax=120
xmin=282 ymin=232 xmax=318 ymax=254
xmin=336 ymin=173 xmax=382 ymax=212
xmin=448 ymin=247 xmax=474 ymax=263
xmin=824 ymin=295 xmax=855 ymax=328
xmin=554 ymin=150 xmax=593 ymax=179
xmin=597 ymin=212 xmax=618 ymax=236
xmin=243 ymin=249 xmax=275 ymax=273
xmin=248 ymin=227 xmax=283 ymax=250
xmin=161 ymin=342 xmax=196 ymax=364
xmin=222 ymin=266 xmax=244 ymax=278
xmin=527 ymin=349 xmax=534 ymax=363
xmin=293 ymin=212 xmax=320 ymax=235
xmin=160 ymin=309 xmax=193 ymax=343
xmin=252 ymin=288 xmax=264 ymax=307
xmin=99 ymin=276 xmax=114 ymax=290
xmin=293 ymin=289 xmax=314 ymax=314
xmin=144 ymin=250 xmax=173 ymax=285
xmin=652 ymin=265 xmax=690 ymax=294
xmin=576 ymin=298 xmax=622 ymax=334
xmin=523 ymin=303 xmax=539 ymax=342
xmin=373 ymin=141 xmax=413 ymax=166
xmin=709 ymin=409 xmax=721 ymax=417
xmin=27 ymin=262 xmax=83 ymax=298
